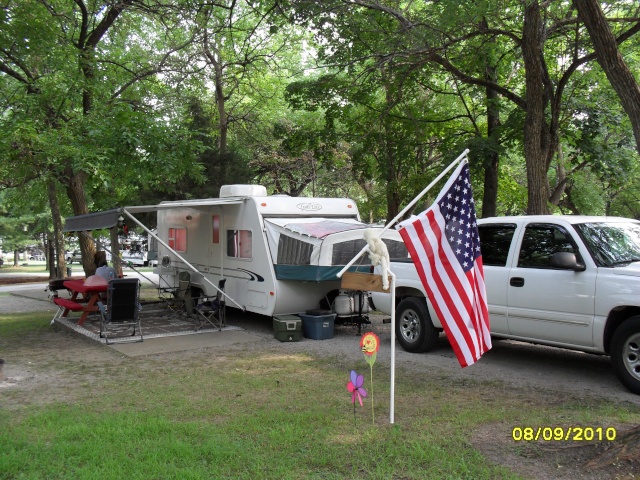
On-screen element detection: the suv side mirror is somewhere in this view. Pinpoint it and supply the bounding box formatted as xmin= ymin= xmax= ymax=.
xmin=550 ymin=252 xmax=586 ymax=271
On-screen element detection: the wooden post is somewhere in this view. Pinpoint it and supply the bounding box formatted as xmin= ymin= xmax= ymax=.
xmin=340 ymin=272 xmax=391 ymax=293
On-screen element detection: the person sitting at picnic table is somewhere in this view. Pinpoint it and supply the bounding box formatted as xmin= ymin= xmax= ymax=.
xmin=95 ymin=251 xmax=117 ymax=282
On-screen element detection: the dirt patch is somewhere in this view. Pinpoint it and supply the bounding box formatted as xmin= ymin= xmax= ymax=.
xmin=471 ymin=423 xmax=639 ymax=480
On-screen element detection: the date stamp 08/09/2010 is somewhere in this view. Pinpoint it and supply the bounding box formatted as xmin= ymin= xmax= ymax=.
xmin=512 ymin=426 xmax=617 ymax=442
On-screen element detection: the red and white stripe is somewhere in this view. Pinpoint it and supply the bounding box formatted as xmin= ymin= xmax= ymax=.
xmin=399 ymin=193 xmax=491 ymax=368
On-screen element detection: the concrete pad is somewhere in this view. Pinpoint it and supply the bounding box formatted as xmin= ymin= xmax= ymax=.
xmin=109 ymin=330 xmax=262 ymax=357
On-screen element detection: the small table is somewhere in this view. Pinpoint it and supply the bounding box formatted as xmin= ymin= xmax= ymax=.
xmin=60 ymin=280 xmax=108 ymax=326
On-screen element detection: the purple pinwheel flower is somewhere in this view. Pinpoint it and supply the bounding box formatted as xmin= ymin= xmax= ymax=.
xmin=346 ymin=370 xmax=367 ymax=406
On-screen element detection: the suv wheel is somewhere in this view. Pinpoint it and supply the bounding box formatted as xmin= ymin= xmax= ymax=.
xmin=395 ymin=297 xmax=439 ymax=353
xmin=611 ymin=316 xmax=640 ymax=394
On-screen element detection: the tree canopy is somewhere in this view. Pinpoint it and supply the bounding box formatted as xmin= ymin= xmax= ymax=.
xmin=1 ymin=0 xmax=639 ymax=273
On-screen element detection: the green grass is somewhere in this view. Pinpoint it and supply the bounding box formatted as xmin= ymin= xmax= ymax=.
xmin=0 ymin=264 xmax=53 ymax=274
xmin=1 ymin=313 xmax=638 ymax=479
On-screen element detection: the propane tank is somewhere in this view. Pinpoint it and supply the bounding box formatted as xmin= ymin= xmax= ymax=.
xmin=333 ymin=290 xmax=354 ymax=316
xmin=354 ymin=292 xmax=371 ymax=314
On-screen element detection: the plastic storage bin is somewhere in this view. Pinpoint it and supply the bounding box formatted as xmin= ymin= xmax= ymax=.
xmin=273 ymin=315 xmax=302 ymax=342
xmin=299 ymin=313 xmax=336 ymax=340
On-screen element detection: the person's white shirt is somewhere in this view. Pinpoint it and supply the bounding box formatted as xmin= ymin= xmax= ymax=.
xmin=95 ymin=265 xmax=117 ymax=281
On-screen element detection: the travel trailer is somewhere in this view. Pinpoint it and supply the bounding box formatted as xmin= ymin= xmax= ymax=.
xmin=152 ymin=185 xmax=407 ymax=316
xmin=63 ymin=185 xmax=407 ymax=318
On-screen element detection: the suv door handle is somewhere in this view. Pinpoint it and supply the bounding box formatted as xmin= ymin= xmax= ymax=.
xmin=510 ymin=277 xmax=525 ymax=287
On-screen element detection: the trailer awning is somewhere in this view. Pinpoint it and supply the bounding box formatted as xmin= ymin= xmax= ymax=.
xmin=63 ymin=209 xmax=123 ymax=232
xmin=63 ymin=198 xmax=245 ymax=232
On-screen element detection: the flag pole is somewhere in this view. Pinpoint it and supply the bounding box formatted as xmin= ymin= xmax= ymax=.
xmin=334 ymin=149 xmax=470 ymax=425
xmin=336 ymin=148 xmax=469 ymax=279
xmin=378 ymin=148 xmax=469 ymax=236
xmin=389 ymin=270 xmax=396 ymax=424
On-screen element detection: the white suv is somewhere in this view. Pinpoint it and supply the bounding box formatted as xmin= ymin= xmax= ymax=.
xmin=371 ymin=216 xmax=640 ymax=394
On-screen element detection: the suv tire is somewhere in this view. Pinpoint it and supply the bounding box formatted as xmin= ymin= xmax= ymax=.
xmin=611 ymin=316 xmax=640 ymax=394
xmin=396 ymin=297 xmax=439 ymax=353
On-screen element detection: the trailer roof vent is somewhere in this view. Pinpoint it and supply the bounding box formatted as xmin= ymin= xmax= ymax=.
xmin=219 ymin=185 xmax=267 ymax=198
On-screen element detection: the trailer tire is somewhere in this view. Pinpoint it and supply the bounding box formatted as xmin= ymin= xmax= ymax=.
xmin=396 ymin=297 xmax=438 ymax=353
xmin=611 ymin=316 xmax=640 ymax=394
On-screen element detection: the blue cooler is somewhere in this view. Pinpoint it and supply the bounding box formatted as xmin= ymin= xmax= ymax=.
xmin=299 ymin=313 xmax=336 ymax=340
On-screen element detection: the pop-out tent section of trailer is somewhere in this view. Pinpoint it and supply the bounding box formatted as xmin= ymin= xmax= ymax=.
xmin=264 ymin=217 xmax=408 ymax=281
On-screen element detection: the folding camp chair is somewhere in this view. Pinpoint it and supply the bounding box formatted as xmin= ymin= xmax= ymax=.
xmin=194 ymin=279 xmax=226 ymax=331
xmin=163 ymin=271 xmax=193 ymax=315
xmin=97 ymin=278 xmax=143 ymax=344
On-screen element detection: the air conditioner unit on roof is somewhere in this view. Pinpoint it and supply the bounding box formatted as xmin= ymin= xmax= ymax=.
xmin=219 ymin=185 xmax=267 ymax=198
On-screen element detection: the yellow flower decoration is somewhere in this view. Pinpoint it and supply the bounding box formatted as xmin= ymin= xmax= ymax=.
xmin=360 ymin=332 xmax=380 ymax=356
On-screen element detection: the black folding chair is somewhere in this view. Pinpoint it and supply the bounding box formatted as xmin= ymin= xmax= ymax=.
xmin=194 ymin=279 xmax=227 ymax=331
xmin=97 ymin=278 xmax=143 ymax=344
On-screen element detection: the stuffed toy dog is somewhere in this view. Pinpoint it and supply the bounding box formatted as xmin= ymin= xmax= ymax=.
xmin=363 ymin=228 xmax=390 ymax=290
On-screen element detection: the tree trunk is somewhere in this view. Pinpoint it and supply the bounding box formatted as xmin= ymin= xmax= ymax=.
xmin=573 ymin=0 xmax=640 ymax=154
xmin=482 ymin=51 xmax=500 ymax=218
xmin=383 ymin=83 xmax=400 ymax=221
xmin=64 ymin=169 xmax=97 ymax=276
xmin=521 ymin=0 xmax=551 ymax=214
xmin=110 ymin=227 xmax=123 ymax=277
xmin=47 ymin=179 xmax=68 ymax=279
xmin=214 ymin=62 xmax=228 ymax=155
xmin=47 ymin=231 xmax=56 ymax=277
xmin=203 ymin=30 xmax=228 ymax=155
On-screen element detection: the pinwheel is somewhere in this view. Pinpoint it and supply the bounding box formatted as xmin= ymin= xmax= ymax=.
xmin=347 ymin=370 xmax=367 ymax=406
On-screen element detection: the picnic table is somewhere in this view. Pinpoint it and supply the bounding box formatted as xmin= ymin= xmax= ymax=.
xmin=52 ymin=279 xmax=108 ymax=326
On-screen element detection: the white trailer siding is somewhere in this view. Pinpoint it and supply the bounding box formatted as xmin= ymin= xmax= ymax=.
xmin=155 ymin=195 xmax=365 ymax=317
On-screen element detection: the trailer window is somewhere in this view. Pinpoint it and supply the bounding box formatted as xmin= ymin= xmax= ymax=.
xmin=227 ymin=230 xmax=252 ymax=259
xmin=212 ymin=215 xmax=220 ymax=244
xmin=168 ymin=228 xmax=187 ymax=252
xmin=332 ymin=239 xmax=367 ymax=265
xmin=384 ymin=239 xmax=409 ymax=261
xmin=277 ymin=235 xmax=313 ymax=265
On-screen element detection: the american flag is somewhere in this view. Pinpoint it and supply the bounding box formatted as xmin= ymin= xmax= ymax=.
xmin=397 ymin=160 xmax=491 ymax=367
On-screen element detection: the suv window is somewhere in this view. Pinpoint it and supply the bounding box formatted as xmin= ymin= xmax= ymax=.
xmin=518 ymin=224 xmax=577 ymax=268
xmin=478 ymin=224 xmax=516 ymax=266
